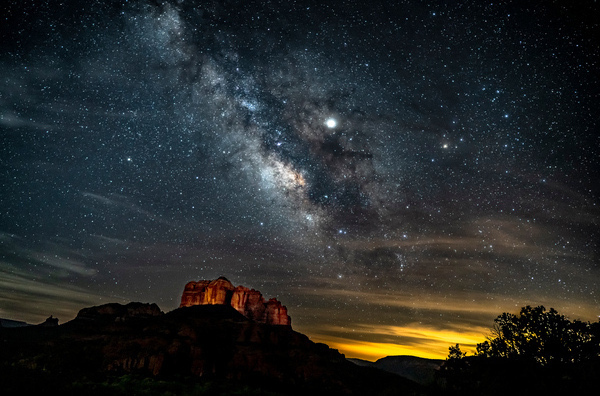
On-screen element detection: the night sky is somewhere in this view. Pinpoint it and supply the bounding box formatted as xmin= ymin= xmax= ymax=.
xmin=1 ymin=0 xmax=599 ymax=360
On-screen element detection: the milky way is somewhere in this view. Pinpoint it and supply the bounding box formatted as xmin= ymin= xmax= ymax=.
xmin=1 ymin=0 xmax=598 ymax=359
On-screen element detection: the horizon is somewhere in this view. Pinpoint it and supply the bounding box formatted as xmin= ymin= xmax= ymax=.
xmin=3 ymin=280 xmax=598 ymax=361
xmin=1 ymin=0 xmax=598 ymax=364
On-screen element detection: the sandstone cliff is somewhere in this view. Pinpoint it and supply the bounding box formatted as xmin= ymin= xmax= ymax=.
xmin=180 ymin=277 xmax=291 ymax=326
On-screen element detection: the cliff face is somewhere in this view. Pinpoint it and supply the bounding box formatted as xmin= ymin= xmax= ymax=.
xmin=180 ymin=277 xmax=291 ymax=326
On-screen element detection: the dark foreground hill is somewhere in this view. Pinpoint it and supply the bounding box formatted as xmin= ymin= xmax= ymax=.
xmin=0 ymin=302 xmax=425 ymax=396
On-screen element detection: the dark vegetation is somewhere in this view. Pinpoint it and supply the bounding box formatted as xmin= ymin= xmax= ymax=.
xmin=437 ymin=305 xmax=600 ymax=395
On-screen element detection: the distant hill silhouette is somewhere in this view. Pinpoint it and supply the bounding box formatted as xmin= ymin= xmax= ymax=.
xmin=348 ymin=355 xmax=443 ymax=385
xmin=1 ymin=316 xmax=57 ymax=328
xmin=0 ymin=318 xmax=31 ymax=328
xmin=0 ymin=302 xmax=424 ymax=396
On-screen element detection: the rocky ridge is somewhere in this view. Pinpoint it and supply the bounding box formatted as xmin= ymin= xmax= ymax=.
xmin=76 ymin=302 xmax=163 ymax=322
xmin=1 ymin=302 xmax=421 ymax=395
xmin=180 ymin=277 xmax=291 ymax=326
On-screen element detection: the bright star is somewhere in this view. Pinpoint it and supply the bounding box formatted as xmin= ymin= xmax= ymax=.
xmin=325 ymin=118 xmax=337 ymax=128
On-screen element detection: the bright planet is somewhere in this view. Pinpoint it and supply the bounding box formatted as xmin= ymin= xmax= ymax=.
xmin=325 ymin=118 xmax=337 ymax=128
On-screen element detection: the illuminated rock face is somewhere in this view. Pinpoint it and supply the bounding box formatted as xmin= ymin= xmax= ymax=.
xmin=180 ymin=277 xmax=291 ymax=326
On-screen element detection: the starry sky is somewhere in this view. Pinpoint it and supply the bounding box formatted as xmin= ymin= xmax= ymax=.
xmin=1 ymin=0 xmax=599 ymax=360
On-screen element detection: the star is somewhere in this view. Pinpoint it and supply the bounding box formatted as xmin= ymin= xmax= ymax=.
xmin=0 ymin=0 xmax=597 ymax=364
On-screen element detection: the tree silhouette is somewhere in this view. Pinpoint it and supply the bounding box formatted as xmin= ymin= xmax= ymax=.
xmin=440 ymin=306 xmax=600 ymax=394
xmin=436 ymin=306 xmax=600 ymax=396
xmin=447 ymin=344 xmax=466 ymax=361
xmin=456 ymin=305 xmax=600 ymax=365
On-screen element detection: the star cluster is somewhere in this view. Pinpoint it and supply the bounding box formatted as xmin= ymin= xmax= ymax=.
xmin=1 ymin=0 xmax=598 ymax=360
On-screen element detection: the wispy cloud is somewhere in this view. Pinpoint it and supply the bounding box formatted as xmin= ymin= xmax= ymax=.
xmin=81 ymin=191 xmax=175 ymax=226
xmin=0 ymin=112 xmax=54 ymax=130
xmin=30 ymin=253 xmax=97 ymax=276
xmin=0 ymin=234 xmax=98 ymax=277
xmin=0 ymin=270 xmax=127 ymax=324
xmin=308 ymin=322 xmax=487 ymax=361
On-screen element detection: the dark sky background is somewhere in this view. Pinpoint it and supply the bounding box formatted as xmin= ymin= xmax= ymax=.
xmin=1 ymin=0 xmax=599 ymax=359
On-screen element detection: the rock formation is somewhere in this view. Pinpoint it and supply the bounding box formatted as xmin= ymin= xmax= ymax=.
xmin=76 ymin=302 xmax=163 ymax=322
xmin=180 ymin=277 xmax=291 ymax=326
xmin=38 ymin=315 xmax=59 ymax=327
xmin=1 ymin=302 xmax=420 ymax=395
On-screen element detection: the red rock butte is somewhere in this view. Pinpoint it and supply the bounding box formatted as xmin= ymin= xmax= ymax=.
xmin=179 ymin=277 xmax=291 ymax=326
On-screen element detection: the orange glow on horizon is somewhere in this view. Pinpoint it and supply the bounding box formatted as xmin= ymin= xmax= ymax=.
xmin=307 ymin=325 xmax=485 ymax=362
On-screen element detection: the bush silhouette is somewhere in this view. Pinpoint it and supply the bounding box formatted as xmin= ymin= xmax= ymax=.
xmin=439 ymin=306 xmax=600 ymax=395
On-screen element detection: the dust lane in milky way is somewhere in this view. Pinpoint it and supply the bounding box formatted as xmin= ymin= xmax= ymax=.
xmin=1 ymin=0 xmax=598 ymax=359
